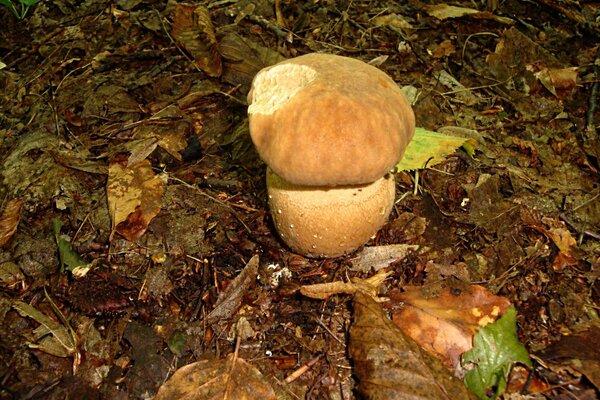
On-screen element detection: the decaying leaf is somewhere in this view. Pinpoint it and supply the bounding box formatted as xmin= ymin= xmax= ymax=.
xmin=13 ymin=300 xmax=77 ymax=358
xmin=389 ymin=285 xmax=511 ymax=370
xmin=158 ymin=131 xmax=188 ymax=161
xmin=425 ymin=4 xmax=513 ymax=24
xmin=434 ymin=70 xmax=484 ymax=105
xmin=300 ymin=270 xmax=392 ymax=300
xmin=171 ymin=3 xmax=222 ymax=77
xmin=154 ymin=353 xmax=276 ymax=400
xmin=206 ymin=255 xmax=259 ymax=325
xmin=126 ymin=137 xmax=159 ymax=167
xmin=371 ymin=13 xmax=413 ymax=30
xmin=350 ymin=244 xmax=420 ymax=273
xmin=0 ymin=199 xmax=23 ymax=247
xmin=350 ymin=291 xmax=475 ymax=399
xmin=532 ymin=66 xmax=578 ymax=97
xmin=486 ymin=27 xmax=562 ymax=82
xmin=462 ymin=306 xmax=532 ymax=400
xmin=0 ymin=261 xmax=25 ymax=289
xmin=300 ymin=280 xmax=358 ymax=300
xmin=107 ymin=157 xmax=165 ymax=241
xmin=218 ymin=30 xmax=285 ymax=88
xmin=127 ymin=105 xmax=189 ymax=165
xmin=546 ymin=227 xmax=577 ymax=254
xmin=396 ymin=127 xmax=474 ymax=172
xmin=425 ymin=4 xmax=480 ymax=19
xmin=538 ymin=325 xmax=600 ymax=390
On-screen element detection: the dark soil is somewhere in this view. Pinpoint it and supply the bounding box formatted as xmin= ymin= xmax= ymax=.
xmin=0 ymin=0 xmax=598 ymax=399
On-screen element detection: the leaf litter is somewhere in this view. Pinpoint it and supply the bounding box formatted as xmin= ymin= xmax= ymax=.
xmin=0 ymin=0 xmax=598 ymax=399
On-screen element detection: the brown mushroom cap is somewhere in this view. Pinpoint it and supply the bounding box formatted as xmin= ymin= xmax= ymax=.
xmin=248 ymin=53 xmax=415 ymax=186
xmin=267 ymin=168 xmax=396 ymax=258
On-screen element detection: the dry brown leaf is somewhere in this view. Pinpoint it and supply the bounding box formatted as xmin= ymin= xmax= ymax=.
xmin=218 ymin=31 xmax=285 ymax=88
xmin=539 ymin=326 xmax=600 ymax=390
xmin=547 ymin=227 xmax=577 ymax=254
xmin=371 ymin=13 xmax=413 ymax=30
xmin=154 ymin=353 xmax=276 ymax=400
xmin=431 ymin=39 xmax=456 ymax=59
xmin=300 ymin=270 xmax=392 ymax=300
xmin=300 ymin=280 xmax=356 ymax=299
xmin=388 ymin=285 xmax=511 ymax=369
xmin=171 ymin=3 xmax=222 ymax=77
xmin=350 ymin=291 xmax=475 ymax=399
xmin=425 ymin=4 xmax=513 ymax=24
xmin=533 ymin=66 xmax=578 ymax=97
xmin=158 ymin=131 xmax=188 ymax=161
xmin=350 ymin=244 xmax=420 ymax=272
xmin=206 ymin=255 xmax=259 ymax=325
xmin=0 ymin=199 xmax=23 ymax=247
xmin=107 ymin=156 xmax=165 ymax=241
xmin=425 ymin=4 xmax=480 ymax=19
xmin=127 ymin=105 xmax=189 ymax=165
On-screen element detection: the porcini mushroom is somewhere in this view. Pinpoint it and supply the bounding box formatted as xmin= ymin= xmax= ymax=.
xmin=248 ymin=53 xmax=415 ymax=257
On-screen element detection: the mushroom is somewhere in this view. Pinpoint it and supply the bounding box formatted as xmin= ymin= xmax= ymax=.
xmin=248 ymin=53 xmax=415 ymax=257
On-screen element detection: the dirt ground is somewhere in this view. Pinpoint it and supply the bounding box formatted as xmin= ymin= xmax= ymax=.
xmin=0 ymin=0 xmax=599 ymax=399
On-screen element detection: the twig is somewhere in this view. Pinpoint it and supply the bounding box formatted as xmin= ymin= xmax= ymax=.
xmin=559 ymin=213 xmax=600 ymax=241
xmin=586 ymin=47 xmax=600 ymax=130
xmin=284 ymin=355 xmax=322 ymax=384
xmin=247 ymin=13 xmax=293 ymax=42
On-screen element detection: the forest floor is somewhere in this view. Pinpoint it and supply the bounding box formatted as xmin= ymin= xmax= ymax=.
xmin=0 ymin=0 xmax=598 ymax=399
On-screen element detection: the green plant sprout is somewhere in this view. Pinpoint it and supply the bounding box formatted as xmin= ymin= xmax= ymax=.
xmin=1 ymin=0 xmax=42 ymax=19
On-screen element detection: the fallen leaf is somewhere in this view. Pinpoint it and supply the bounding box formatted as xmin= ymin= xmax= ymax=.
xmin=126 ymin=137 xmax=159 ymax=167
xmin=462 ymin=306 xmax=532 ymax=400
xmin=218 ymin=30 xmax=285 ymax=88
xmin=206 ymin=255 xmax=259 ymax=324
xmin=388 ymin=285 xmax=511 ymax=369
xmin=171 ymin=3 xmax=222 ymax=77
xmin=425 ymin=4 xmax=480 ymax=19
xmin=0 ymin=199 xmax=23 ymax=247
xmin=486 ymin=27 xmax=562 ymax=82
xmin=51 ymin=218 xmax=88 ymax=272
xmin=425 ymin=4 xmax=513 ymax=24
xmin=158 ymin=131 xmax=188 ymax=161
xmin=127 ymin=105 xmax=189 ymax=164
xmin=107 ymin=157 xmax=165 ymax=241
xmin=538 ymin=326 xmax=600 ymax=389
xmin=300 ymin=280 xmax=358 ymax=300
xmin=431 ymin=39 xmax=456 ymax=59
xmin=13 ymin=300 xmax=77 ymax=358
xmin=434 ymin=70 xmax=484 ymax=105
xmin=371 ymin=13 xmax=413 ymax=30
xmin=0 ymin=261 xmax=25 ymax=289
xmin=546 ymin=227 xmax=577 ymax=254
xmin=533 ymin=66 xmax=578 ymax=98
xmin=350 ymin=291 xmax=475 ymax=399
xmin=154 ymin=353 xmax=276 ymax=400
xmin=396 ymin=127 xmax=474 ymax=172
xmin=350 ymin=244 xmax=420 ymax=272
xmin=300 ymin=270 xmax=392 ymax=300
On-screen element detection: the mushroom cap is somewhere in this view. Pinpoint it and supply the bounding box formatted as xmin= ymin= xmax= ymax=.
xmin=267 ymin=167 xmax=396 ymax=258
xmin=248 ymin=53 xmax=415 ymax=186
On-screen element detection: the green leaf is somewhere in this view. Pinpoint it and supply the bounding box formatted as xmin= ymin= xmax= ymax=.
xmin=167 ymin=331 xmax=187 ymax=357
xmin=395 ymin=127 xmax=472 ymax=171
xmin=21 ymin=0 xmax=42 ymax=6
xmin=0 ymin=0 xmax=19 ymax=17
xmin=462 ymin=306 xmax=532 ymax=399
xmin=51 ymin=218 xmax=87 ymax=272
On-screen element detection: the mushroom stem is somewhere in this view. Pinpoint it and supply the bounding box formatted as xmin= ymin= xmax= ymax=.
xmin=266 ymin=168 xmax=396 ymax=258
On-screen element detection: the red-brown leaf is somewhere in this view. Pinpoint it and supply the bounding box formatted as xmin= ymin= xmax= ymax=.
xmin=0 ymin=199 xmax=23 ymax=247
